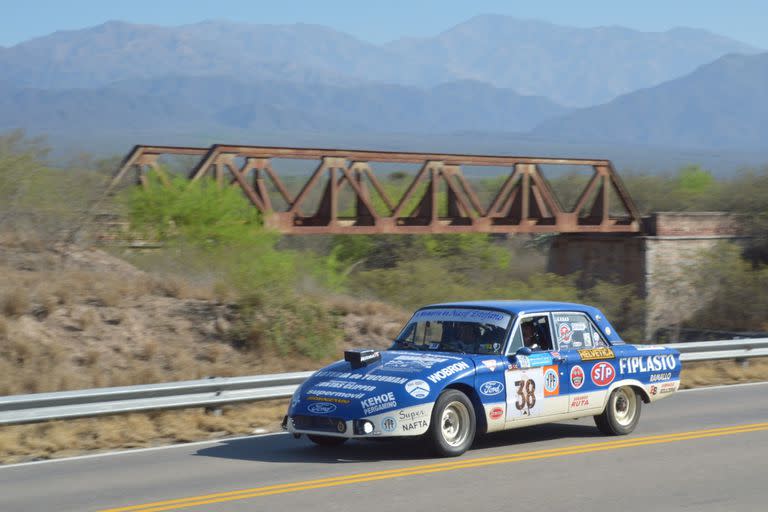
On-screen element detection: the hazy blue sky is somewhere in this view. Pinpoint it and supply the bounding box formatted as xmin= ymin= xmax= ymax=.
xmin=2 ymin=0 xmax=766 ymax=48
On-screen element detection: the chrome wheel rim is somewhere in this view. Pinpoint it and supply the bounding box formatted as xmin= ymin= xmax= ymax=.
xmin=441 ymin=401 xmax=470 ymax=447
xmin=613 ymin=388 xmax=637 ymax=427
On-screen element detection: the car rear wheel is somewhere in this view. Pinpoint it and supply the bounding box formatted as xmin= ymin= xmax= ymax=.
xmin=427 ymin=389 xmax=476 ymax=457
xmin=307 ymin=434 xmax=348 ymax=447
xmin=595 ymin=386 xmax=642 ymax=435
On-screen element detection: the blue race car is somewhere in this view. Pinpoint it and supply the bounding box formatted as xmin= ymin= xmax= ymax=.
xmin=284 ymin=301 xmax=680 ymax=457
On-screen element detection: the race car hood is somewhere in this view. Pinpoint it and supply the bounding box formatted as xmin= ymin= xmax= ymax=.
xmin=290 ymin=351 xmax=476 ymax=418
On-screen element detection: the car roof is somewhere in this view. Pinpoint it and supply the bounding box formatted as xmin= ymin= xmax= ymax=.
xmin=423 ymin=300 xmax=601 ymax=316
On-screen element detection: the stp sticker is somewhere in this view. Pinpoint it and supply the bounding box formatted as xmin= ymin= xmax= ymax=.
xmin=543 ymin=366 xmax=560 ymax=396
xmin=570 ymin=365 xmax=585 ymax=390
xmin=591 ymin=362 xmax=616 ymax=387
xmin=489 ymin=406 xmax=504 ymax=420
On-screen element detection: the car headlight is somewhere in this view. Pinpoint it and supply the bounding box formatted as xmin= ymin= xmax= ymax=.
xmin=354 ymin=420 xmax=375 ymax=435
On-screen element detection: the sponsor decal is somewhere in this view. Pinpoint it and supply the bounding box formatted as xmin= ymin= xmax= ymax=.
xmin=398 ymin=408 xmax=427 ymax=422
xmin=307 ymin=402 xmax=337 ymax=414
xmin=306 ymin=395 xmax=350 ymax=405
xmin=489 ymin=406 xmax=504 ymax=420
xmin=361 ymin=392 xmax=398 ymax=415
xmin=429 ymin=343 xmax=440 ymax=350
xmin=384 ymin=354 xmax=451 ymax=370
xmin=572 ymin=341 xmax=582 ymax=348
xmin=551 ymin=351 xmax=560 ymax=359
xmin=591 ymin=361 xmax=616 ymax=387
xmin=572 ymin=322 xmax=587 ymax=331
xmin=528 ymin=352 xmax=554 ymax=367
xmin=315 ymin=380 xmax=377 ymax=392
xmin=619 ymin=355 xmax=677 ymax=374
xmin=426 ymin=361 xmax=471 ymax=384
xmin=650 ymin=372 xmax=673 ymax=382
xmin=635 ymin=345 xmax=664 ymax=351
xmin=314 ymin=370 xmax=408 ymax=385
xmin=381 ymin=416 xmax=397 ymax=432
xmin=578 ymin=347 xmax=615 ymax=361
xmin=515 ymin=355 xmax=529 ymax=368
xmin=660 ymin=382 xmax=677 ymax=394
xmin=570 ymin=365 xmax=585 ymax=389
xmin=412 ymin=308 xmax=511 ymax=328
xmin=554 ymin=316 xmax=570 ymax=322
xmin=481 ymin=360 xmax=498 ymax=372
xmin=401 ymin=419 xmax=429 ymax=432
xmin=605 ymin=327 xmax=612 ymax=336
xmin=649 ymin=385 xmax=658 ymax=396
xmin=404 ymin=379 xmax=431 ymax=399
xmin=480 ymin=380 xmax=504 ymax=396
xmin=558 ymin=323 xmax=572 ymax=342
xmin=592 ymin=332 xmax=599 ymax=343
xmin=543 ymin=366 xmax=560 ymax=396
xmin=307 ymin=389 xmax=365 ymax=400
xmin=570 ymin=394 xmax=590 ymax=409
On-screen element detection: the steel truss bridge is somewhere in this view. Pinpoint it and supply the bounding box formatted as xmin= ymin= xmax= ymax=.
xmin=109 ymin=144 xmax=642 ymax=235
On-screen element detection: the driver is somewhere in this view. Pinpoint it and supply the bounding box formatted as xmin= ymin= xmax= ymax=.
xmin=522 ymin=321 xmax=540 ymax=349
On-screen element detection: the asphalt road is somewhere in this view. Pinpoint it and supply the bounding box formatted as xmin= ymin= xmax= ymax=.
xmin=1 ymin=383 xmax=767 ymax=512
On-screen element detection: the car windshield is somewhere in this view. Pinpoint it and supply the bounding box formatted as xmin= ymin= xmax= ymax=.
xmin=392 ymin=308 xmax=513 ymax=355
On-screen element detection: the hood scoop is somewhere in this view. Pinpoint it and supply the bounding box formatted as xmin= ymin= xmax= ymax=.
xmin=344 ymin=349 xmax=381 ymax=369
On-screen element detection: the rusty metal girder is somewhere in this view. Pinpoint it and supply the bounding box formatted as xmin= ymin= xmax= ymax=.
xmin=110 ymin=144 xmax=642 ymax=234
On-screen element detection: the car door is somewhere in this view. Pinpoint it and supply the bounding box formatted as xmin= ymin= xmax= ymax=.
xmin=551 ymin=311 xmax=610 ymax=414
xmin=504 ymin=313 xmax=568 ymax=423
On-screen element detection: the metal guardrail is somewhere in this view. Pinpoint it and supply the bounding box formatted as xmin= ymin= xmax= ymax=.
xmin=1 ymin=339 xmax=766 ymax=426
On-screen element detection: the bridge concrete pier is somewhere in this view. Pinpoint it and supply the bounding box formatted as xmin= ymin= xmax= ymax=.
xmin=547 ymin=212 xmax=744 ymax=340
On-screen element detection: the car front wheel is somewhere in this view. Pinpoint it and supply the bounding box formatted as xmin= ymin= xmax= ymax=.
xmin=594 ymin=386 xmax=642 ymax=435
xmin=427 ymin=389 xmax=476 ymax=457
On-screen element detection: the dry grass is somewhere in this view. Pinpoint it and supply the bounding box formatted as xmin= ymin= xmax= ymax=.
xmin=680 ymin=358 xmax=768 ymax=388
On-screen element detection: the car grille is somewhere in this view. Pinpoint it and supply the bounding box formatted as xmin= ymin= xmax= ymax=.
xmin=291 ymin=415 xmax=345 ymax=433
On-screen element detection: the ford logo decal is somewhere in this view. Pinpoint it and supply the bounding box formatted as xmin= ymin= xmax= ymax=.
xmin=307 ymin=402 xmax=337 ymax=414
xmin=480 ymin=381 xmax=504 ymax=396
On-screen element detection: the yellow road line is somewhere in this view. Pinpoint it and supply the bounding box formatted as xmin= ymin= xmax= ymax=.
xmin=102 ymin=422 xmax=768 ymax=512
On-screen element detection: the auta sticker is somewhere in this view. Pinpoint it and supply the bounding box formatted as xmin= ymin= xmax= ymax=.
xmin=591 ymin=362 xmax=615 ymax=387
xmin=570 ymin=365 xmax=585 ymax=390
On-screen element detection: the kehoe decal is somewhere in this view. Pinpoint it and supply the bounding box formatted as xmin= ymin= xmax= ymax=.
xmin=578 ymin=347 xmax=615 ymax=361
xmin=543 ymin=365 xmax=560 ymax=396
xmin=570 ymin=365 xmax=585 ymax=390
xmin=404 ymin=379 xmax=431 ymax=399
xmin=360 ymin=392 xmax=398 ymax=415
xmin=591 ymin=361 xmax=616 ymax=387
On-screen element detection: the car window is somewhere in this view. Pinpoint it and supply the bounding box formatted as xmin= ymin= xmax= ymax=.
xmin=552 ymin=313 xmax=605 ymax=350
xmin=510 ymin=315 xmax=554 ymax=352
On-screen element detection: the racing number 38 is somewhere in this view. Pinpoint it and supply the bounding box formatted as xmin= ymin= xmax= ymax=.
xmin=515 ymin=379 xmax=536 ymax=414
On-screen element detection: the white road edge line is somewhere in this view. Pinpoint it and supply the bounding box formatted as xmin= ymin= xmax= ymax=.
xmin=0 ymin=432 xmax=290 ymax=470
xmin=2 ymin=380 xmax=766 ymax=470
xmin=679 ymin=381 xmax=768 ymax=393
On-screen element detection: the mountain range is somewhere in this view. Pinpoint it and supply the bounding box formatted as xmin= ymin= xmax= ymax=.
xmin=1 ymin=15 xmax=766 ymax=164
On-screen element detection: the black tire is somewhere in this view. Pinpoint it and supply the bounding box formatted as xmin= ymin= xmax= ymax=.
xmin=426 ymin=389 xmax=476 ymax=457
xmin=307 ymin=434 xmax=348 ymax=447
xmin=595 ymin=386 xmax=642 ymax=435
